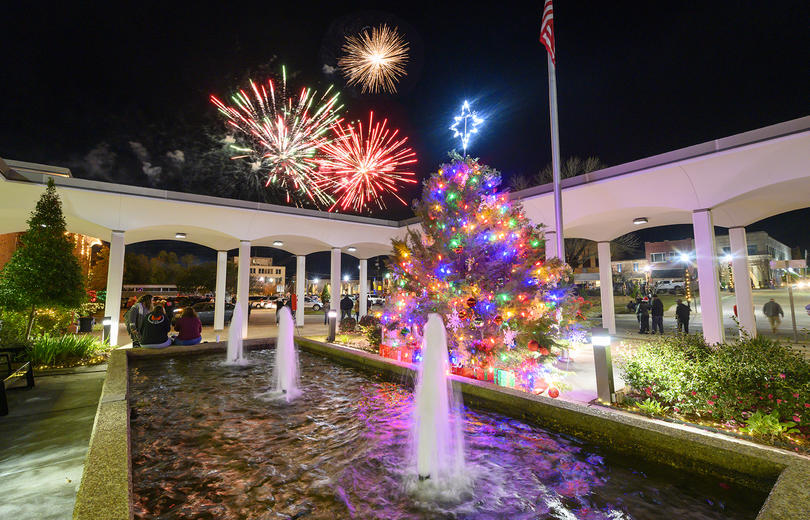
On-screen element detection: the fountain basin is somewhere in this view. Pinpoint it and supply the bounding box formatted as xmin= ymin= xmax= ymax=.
xmin=73 ymin=339 xmax=810 ymax=519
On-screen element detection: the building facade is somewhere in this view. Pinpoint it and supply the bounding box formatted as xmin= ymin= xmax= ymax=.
xmin=641 ymin=231 xmax=791 ymax=289
xmin=233 ymin=256 xmax=285 ymax=293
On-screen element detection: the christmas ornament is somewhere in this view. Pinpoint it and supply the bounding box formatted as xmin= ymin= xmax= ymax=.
xmin=400 ymin=327 xmax=410 ymax=337
xmin=494 ymin=315 xmax=503 ymax=325
xmin=527 ymin=339 xmax=539 ymax=352
xmin=466 ymin=297 xmax=477 ymax=308
xmin=503 ymin=328 xmax=517 ymax=348
xmin=458 ymin=310 xmax=467 ymax=319
xmin=548 ymin=387 xmax=560 ymax=399
xmin=473 ymin=316 xmax=484 ymax=327
xmin=538 ymin=346 xmax=550 ymax=356
xmin=446 ymin=309 xmax=462 ymax=330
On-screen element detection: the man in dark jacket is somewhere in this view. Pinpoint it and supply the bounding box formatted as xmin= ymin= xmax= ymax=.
xmin=762 ymin=298 xmax=784 ymax=333
xmin=675 ymin=299 xmax=691 ymax=333
xmin=637 ymin=298 xmax=651 ymax=334
xmin=650 ymin=294 xmax=665 ymax=334
xmin=340 ymin=294 xmax=354 ymax=320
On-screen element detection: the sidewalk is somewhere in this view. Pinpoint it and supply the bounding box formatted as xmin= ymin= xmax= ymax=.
xmin=0 ymin=365 xmax=106 ymax=520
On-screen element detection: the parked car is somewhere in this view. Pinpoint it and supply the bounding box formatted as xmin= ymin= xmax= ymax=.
xmin=187 ymin=302 xmax=234 ymax=325
xmin=368 ymin=295 xmax=385 ymax=306
xmin=304 ymin=295 xmax=322 ymax=311
xmin=655 ymin=280 xmax=685 ymax=294
xmin=249 ymin=296 xmax=265 ymax=308
xmin=259 ymin=296 xmax=280 ymax=309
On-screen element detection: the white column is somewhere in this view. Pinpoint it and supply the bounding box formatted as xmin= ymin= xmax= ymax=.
xmin=104 ymin=230 xmax=125 ymax=346
xmin=330 ymin=248 xmax=341 ymax=312
xmin=214 ymin=251 xmax=227 ymax=331
xmin=296 ymin=255 xmax=306 ymax=327
xmin=597 ymin=241 xmax=616 ymax=334
xmin=729 ymin=227 xmax=756 ymax=338
xmin=692 ymin=210 xmax=724 ymax=344
xmin=237 ymin=241 xmax=250 ymax=339
xmin=545 ymin=231 xmax=557 ymax=261
xmin=359 ymin=259 xmax=368 ymax=317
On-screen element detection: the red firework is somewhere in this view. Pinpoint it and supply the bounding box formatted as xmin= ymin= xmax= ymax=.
xmin=320 ymin=112 xmax=417 ymax=212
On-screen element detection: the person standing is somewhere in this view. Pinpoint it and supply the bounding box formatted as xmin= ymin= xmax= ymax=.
xmin=675 ymin=299 xmax=691 ymax=333
xmin=290 ymin=293 xmax=297 ymax=321
xmin=340 ymin=294 xmax=353 ymax=320
xmin=762 ymin=298 xmax=784 ymax=333
xmin=275 ymin=297 xmax=285 ymax=324
xmin=323 ymin=297 xmax=330 ymax=324
xmin=638 ymin=297 xmax=651 ymax=334
xmin=651 ymin=294 xmax=664 ymax=334
xmin=353 ymin=296 xmax=360 ymax=320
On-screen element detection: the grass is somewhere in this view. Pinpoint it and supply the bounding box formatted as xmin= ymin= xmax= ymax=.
xmin=28 ymin=333 xmax=112 ymax=367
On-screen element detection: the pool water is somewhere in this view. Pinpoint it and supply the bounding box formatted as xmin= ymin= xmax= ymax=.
xmin=129 ymin=350 xmax=765 ymax=519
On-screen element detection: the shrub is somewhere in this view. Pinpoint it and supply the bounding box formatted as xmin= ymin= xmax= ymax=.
xmin=339 ymin=317 xmax=357 ymax=333
xmin=636 ymin=398 xmax=668 ymax=417
xmin=28 ymin=333 xmax=109 ymax=366
xmin=619 ymin=334 xmax=810 ymax=426
xmin=358 ymin=315 xmax=382 ymax=347
xmin=0 ymin=308 xmax=78 ymax=345
xmin=740 ymin=411 xmax=799 ymax=438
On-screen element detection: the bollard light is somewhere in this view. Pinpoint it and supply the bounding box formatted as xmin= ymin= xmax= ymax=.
xmin=591 ymin=327 xmax=615 ymax=404
xmin=327 ymin=309 xmax=338 ymax=343
xmin=101 ymin=316 xmax=112 ymax=344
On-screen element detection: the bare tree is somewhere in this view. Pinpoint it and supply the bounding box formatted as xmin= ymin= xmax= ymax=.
xmin=537 ymin=156 xmax=607 ymax=185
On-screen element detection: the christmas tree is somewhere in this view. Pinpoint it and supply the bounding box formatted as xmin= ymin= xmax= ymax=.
xmin=380 ymin=155 xmax=586 ymax=394
xmin=0 ymin=179 xmax=86 ymax=338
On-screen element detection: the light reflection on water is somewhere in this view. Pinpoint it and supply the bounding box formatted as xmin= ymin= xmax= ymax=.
xmin=130 ymin=350 xmax=763 ymax=519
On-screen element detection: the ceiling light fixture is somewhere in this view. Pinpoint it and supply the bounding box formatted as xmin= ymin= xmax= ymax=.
xmin=175 ymin=232 xmax=186 ymax=239
xmin=272 ymin=240 xmax=284 ymax=246
xmin=632 ymin=217 xmax=648 ymax=225
xmin=347 ymin=246 xmax=357 ymax=252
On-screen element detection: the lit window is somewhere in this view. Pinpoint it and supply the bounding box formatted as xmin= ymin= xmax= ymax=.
xmin=651 ymin=253 xmax=666 ymax=263
xmin=633 ymin=263 xmax=639 ymax=272
xmin=616 ymin=264 xmax=622 ymax=273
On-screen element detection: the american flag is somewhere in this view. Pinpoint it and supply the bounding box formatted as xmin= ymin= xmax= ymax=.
xmin=540 ymin=0 xmax=555 ymax=65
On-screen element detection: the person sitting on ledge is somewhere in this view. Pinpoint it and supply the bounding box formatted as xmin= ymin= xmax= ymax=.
xmin=173 ymin=306 xmax=202 ymax=346
xmin=138 ymin=305 xmax=172 ymax=348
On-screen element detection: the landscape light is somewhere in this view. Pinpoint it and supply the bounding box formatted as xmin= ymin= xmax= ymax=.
xmin=101 ymin=316 xmax=112 ymax=344
xmin=632 ymin=217 xmax=648 ymax=225
xmin=343 ymin=275 xmax=349 ymax=281
xmin=327 ymin=309 xmax=338 ymax=342
xmin=313 ymin=277 xmax=319 ymax=284
xmin=273 ymin=240 xmax=284 ymax=246
xmin=591 ymin=327 xmax=615 ymax=403
xmin=722 ymin=254 xmax=733 ymax=263
xmin=175 ymin=232 xmax=186 ymax=239
xmin=679 ymin=253 xmax=690 ymax=263
xmin=347 ymin=246 xmax=357 ymax=252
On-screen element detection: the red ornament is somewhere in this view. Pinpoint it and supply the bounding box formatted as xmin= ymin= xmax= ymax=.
xmin=466 ymin=297 xmax=477 ymax=308
xmin=458 ymin=310 xmax=467 ymax=319
xmin=538 ymin=347 xmax=550 ymax=356
xmin=548 ymin=387 xmax=560 ymax=398
xmin=494 ymin=315 xmax=503 ymax=325
xmin=527 ymin=339 xmax=540 ymax=352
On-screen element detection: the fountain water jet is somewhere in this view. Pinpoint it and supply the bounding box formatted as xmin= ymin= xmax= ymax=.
xmin=225 ymin=303 xmax=247 ymax=365
xmin=270 ymin=306 xmax=301 ymax=402
xmin=413 ymin=313 xmax=466 ymax=485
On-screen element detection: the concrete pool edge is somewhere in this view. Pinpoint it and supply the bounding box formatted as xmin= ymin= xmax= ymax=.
xmin=73 ymin=339 xmax=809 ymax=520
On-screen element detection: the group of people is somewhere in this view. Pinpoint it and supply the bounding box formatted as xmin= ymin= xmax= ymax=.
xmin=125 ymin=294 xmax=202 ymax=348
xmin=274 ymin=294 xmax=297 ymax=324
xmin=627 ymin=295 xmax=692 ymax=334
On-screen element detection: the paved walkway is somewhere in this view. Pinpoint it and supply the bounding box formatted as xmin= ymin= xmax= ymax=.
xmin=0 ymin=365 xmax=106 ymax=520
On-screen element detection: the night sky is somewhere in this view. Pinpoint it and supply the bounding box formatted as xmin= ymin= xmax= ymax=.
xmin=2 ymin=1 xmax=809 ymax=259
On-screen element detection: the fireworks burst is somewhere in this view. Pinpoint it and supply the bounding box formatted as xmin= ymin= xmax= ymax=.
xmin=210 ymin=67 xmax=343 ymax=206
xmin=320 ymin=112 xmax=417 ymax=212
xmin=338 ymin=24 xmax=409 ymax=94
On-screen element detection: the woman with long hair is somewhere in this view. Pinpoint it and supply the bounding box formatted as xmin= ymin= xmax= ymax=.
xmin=174 ymin=306 xmax=203 ymax=346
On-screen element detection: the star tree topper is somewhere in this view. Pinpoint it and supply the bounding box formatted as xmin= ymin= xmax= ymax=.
xmin=450 ymin=100 xmax=484 ymax=155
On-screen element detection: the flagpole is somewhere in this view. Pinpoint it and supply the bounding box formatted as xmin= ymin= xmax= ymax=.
xmin=547 ymin=54 xmax=565 ymax=261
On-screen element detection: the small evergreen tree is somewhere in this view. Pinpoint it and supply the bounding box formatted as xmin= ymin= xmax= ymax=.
xmin=321 ymin=285 xmax=330 ymax=305
xmin=0 ymin=179 xmax=85 ymax=338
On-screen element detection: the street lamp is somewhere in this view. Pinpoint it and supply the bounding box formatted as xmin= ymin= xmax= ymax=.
xmin=327 ymin=309 xmax=338 ymax=342
xmin=591 ymin=327 xmax=615 ymax=404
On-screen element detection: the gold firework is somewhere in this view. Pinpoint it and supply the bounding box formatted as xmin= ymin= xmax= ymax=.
xmin=338 ymin=24 xmax=409 ymax=94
